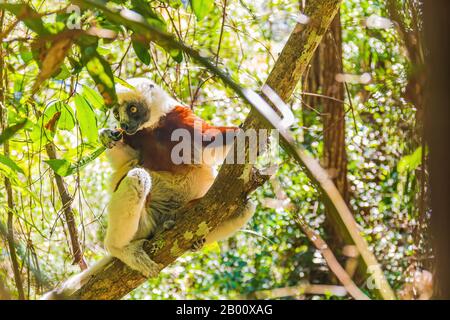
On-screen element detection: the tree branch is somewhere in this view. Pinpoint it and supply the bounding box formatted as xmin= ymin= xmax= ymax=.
xmin=45 ymin=143 xmax=87 ymax=271
xmin=294 ymin=215 xmax=370 ymax=300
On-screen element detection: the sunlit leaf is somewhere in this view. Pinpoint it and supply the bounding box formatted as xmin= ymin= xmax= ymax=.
xmin=80 ymin=47 xmax=117 ymax=107
xmin=43 ymin=101 xmax=76 ymax=132
xmin=74 ymin=94 xmax=98 ymax=144
xmin=20 ymin=50 xmax=33 ymax=64
xmin=44 ymin=158 xmax=72 ymax=176
xmin=54 ymin=64 xmax=71 ymax=80
xmin=0 ymin=155 xmax=25 ymax=175
xmin=82 ymin=84 xmax=105 ymax=110
xmin=132 ymin=38 xmax=151 ymax=65
xmin=0 ymin=120 xmax=27 ymax=146
xmin=70 ymin=146 xmax=106 ymax=173
xmin=44 ymin=146 xmax=106 ymax=177
xmin=130 ymin=0 xmax=167 ymax=30
xmin=397 ymin=147 xmax=423 ymax=174
xmin=169 ymin=48 xmax=183 ymax=63
xmin=114 ymin=77 xmax=136 ymax=90
xmin=190 ymin=0 xmax=215 ymax=21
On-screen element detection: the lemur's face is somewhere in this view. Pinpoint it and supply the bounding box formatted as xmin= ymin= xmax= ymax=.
xmin=112 ymin=100 xmax=150 ymax=135
xmin=114 ymin=78 xmax=173 ymax=134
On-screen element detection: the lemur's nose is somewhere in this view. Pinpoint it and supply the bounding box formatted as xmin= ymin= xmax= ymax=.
xmin=120 ymin=122 xmax=129 ymax=131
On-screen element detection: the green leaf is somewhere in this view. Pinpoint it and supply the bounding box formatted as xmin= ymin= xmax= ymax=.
xmin=409 ymin=147 xmax=423 ymax=171
xmin=54 ymin=64 xmax=71 ymax=80
xmin=30 ymin=123 xmax=52 ymax=148
xmin=132 ymin=39 xmax=151 ymax=65
xmin=74 ymin=94 xmax=98 ymax=144
xmin=44 ymin=146 xmax=106 ymax=177
xmin=82 ymin=84 xmax=105 ymax=110
xmin=130 ymin=0 xmax=167 ymax=30
xmin=20 ymin=50 xmax=33 ymax=64
xmin=44 ymin=159 xmax=72 ymax=177
xmin=80 ymin=47 xmax=117 ymax=107
xmin=0 ymin=154 xmax=25 ymax=175
xmin=70 ymin=146 xmax=106 ymax=172
xmin=190 ymin=0 xmax=215 ymax=21
xmin=114 ymin=77 xmax=136 ymax=90
xmin=169 ymin=48 xmax=183 ymax=63
xmin=397 ymin=147 xmax=423 ymax=174
xmin=43 ymin=102 xmax=76 ymax=132
xmin=0 ymin=120 xmax=27 ymax=146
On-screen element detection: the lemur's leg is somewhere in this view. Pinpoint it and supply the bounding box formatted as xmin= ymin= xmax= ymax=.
xmin=191 ymin=201 xmax=256 ymax=251
xmin=104 ymin=168 xmax=161 ymax=278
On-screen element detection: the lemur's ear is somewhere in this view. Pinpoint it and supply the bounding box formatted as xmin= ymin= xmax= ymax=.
xmin=140 ymin=81 xmax=155 ymax=95
xmin=136 ymin=78 xmax=155 ymax=96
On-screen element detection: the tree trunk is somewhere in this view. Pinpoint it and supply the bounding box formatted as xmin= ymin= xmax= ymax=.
xmin=304 ymin=12 xmax=355 ymax=279
xmin=319 ymin=12 xmax=350 ymax=249
xmin=424 ymin=0 xmax=450 ymax=299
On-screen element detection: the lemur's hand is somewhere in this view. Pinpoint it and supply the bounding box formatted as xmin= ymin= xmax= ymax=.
xmin=99 ymin=128 xmax=122 ymax=149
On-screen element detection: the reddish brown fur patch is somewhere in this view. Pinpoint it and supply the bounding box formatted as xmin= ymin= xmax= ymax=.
xmin=122 ymin=106 xmax=238 ymax=174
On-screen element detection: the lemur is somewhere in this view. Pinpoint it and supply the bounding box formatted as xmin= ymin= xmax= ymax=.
xmin=86 ymin=78 xmax=255 ymax=281
xmin=41 ymin=79 xmax=255 ymax=298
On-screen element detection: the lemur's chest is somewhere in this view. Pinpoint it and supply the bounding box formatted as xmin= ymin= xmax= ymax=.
xmin=113 ymin=126 xmax=215 ymax=204
xmin=115 ymin=111 xmax=216 ymax=207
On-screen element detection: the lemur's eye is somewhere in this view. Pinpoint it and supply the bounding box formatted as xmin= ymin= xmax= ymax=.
xmin=113 ymin=109 xmax=119 ymax=120
xmin=129 ymin=105 xmax=138 ymax=113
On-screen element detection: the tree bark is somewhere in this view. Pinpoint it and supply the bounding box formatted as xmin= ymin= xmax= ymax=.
xmin=424 ymin=0 xmax=450 ymax=299
xmin=303 ymin=11 xmax=356 ymax=281
xmin=319 ymin=12 xmax=350 ymax=251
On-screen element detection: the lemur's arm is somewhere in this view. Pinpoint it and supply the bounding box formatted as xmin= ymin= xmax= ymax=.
xmin=99 ymin=128 xmax=140 ymax=190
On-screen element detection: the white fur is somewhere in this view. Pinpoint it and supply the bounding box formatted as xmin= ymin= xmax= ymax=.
xmin=116 ymin=78 xmax=179 ymax=129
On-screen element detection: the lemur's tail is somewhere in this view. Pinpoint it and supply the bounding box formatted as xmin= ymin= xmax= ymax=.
xmin=40 ymin=256 xmax=113 ymax=300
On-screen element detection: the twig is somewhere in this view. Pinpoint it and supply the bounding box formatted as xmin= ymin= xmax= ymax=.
xmin=294 ymin=215 xmax=370 ymax=300
xmin=45 ymin=143 xmax=87 ymax=271
xmin=215 ymin=0 xmax=228 ymax=65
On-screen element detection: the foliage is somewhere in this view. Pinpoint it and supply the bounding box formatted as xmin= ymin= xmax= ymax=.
xmin=0 ymin=0 xmax=426 ymax=299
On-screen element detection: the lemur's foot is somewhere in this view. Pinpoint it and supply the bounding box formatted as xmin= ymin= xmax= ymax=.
xmin=191 ymin=238 xmax=206 ymax=252
xmin=126 ymin=168 xmax=151 ymax=197
xmin=163 ymin=220 xmax=176 ymax=231
xmin=128 ymin=240 xmax=162 ymax=278
xmin=148 ymin=241 xmax=162 ymax=255
xmin=99 ymin=128 xmax=122 ymax=149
